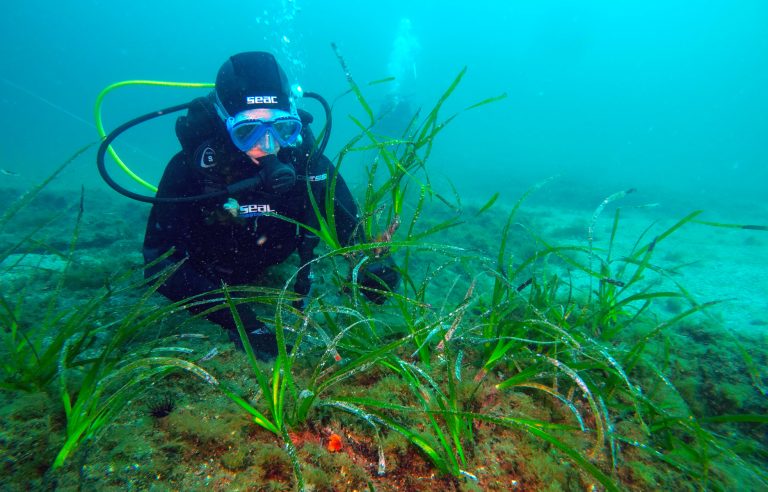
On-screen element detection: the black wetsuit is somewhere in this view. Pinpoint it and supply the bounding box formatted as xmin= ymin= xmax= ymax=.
xmin=143 ymin=94 xmax=359 ymax=335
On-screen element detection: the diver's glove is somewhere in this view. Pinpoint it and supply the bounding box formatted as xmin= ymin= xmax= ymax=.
xmin=227 ymin=321 xmax=279 ymax=360
xmin=358 ymin=257 xmax=400 ymax=304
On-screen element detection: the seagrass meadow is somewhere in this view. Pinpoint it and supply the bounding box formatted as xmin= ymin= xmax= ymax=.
xmin=1 ymin=103 xmax=767 ymax=490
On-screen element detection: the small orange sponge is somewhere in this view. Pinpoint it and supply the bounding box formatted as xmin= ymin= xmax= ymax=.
xmin=327 ymin=433 xmax=343 ymax=452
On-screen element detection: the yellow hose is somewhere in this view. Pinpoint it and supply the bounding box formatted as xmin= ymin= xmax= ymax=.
xmin=94 ymin=80 xmax=214 ymax=192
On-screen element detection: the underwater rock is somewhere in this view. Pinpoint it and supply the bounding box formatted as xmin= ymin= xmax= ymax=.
xmin=1 ymin=253 xmax=68 ymax=273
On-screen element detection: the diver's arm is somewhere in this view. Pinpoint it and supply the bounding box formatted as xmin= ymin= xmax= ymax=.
xmin=293 ymin=153 xmax=360 ymax=305
xmin=143 ymin=152 xmax=197 ymax=264
xmin=143 ymin=150 xmax=210 ymax=291
xmin=305 ymin=154 xmax=400 ymax=304
xmin=310 ymin=153 xmax=361 ymax=245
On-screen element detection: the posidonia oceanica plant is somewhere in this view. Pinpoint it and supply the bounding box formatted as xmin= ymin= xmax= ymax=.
xmin=195 ymin=47 xmax=767 ymax=487
xmin=154 ymin=53 xmax=765 ymax=490
xmin=0 ymin=147 xmax=218 ymax=471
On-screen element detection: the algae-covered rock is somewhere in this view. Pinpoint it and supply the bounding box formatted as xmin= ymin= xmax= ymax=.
xmin=220 ymin=446 xmax=250 ymax=471
xmin=0 ymin=253 xmax=68 ymax=289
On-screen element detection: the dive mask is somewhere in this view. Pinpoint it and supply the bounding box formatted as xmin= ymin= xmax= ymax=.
xmin=226 ymin=111 xmax=302 ymax=152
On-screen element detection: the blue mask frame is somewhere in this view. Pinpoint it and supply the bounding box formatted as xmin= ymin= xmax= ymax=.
xmin=226 ymin=113 xmax=302 ymax=152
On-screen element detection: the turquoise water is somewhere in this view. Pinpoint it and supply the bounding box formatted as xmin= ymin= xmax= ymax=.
xmin=1 ymin=1 xmax=766 ymax=200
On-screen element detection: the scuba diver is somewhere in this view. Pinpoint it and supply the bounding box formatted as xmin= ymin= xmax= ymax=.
xmin=376 ymin=18 xmax=419 ymax=137
xmin=99 ymin=51 xmax=400 ymax=358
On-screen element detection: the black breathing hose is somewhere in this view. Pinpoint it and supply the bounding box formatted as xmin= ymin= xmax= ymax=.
xmin=97 ymin=92 xmax=333 ymax=204
xmin=304 ymin=92 xmax=332 ymax=160
xmin=96 ymin=102 xmax=239 ymax=203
